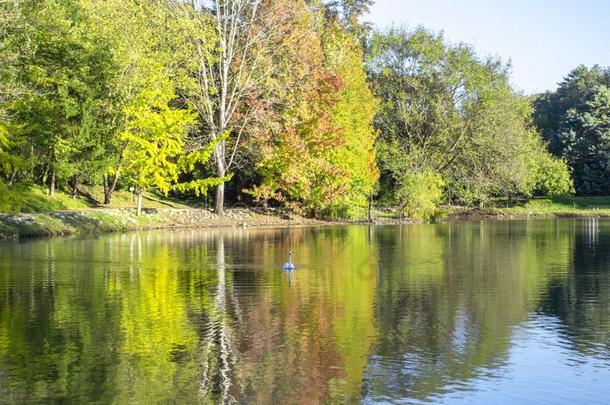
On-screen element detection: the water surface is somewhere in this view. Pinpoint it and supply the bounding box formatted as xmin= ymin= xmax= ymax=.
xmin=1 ymin=219 xmax=609 ymax=403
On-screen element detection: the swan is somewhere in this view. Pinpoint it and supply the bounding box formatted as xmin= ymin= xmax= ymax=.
xmin=283 ymin=251 xmax=296 ymax=270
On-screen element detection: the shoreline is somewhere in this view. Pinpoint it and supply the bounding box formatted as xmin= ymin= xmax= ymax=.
xmin=0 ymin=207 xmax=415 ymax=241
xmin=1 ymin=207 xmax=608 ymax=241
xmin=446 ymin=207 xmax=610 ymax=221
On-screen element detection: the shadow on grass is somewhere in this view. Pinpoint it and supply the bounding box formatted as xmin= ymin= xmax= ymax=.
xmin=8 ymin=185 xmax=89 ymax=213
xmin=74 ymin=188 xmax=103 ymax=207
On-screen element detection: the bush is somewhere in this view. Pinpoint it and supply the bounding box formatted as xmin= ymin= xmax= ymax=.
xmin=535 ymin=155 xmax=574 ymax=197
xmin=0 ymin=181 xmax=23 ymax=214
xmin=397 ymin=169 xmax=444 ymax=220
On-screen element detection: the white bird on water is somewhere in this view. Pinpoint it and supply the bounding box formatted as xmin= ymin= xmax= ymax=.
xmin=283 ymin=251 xmax=296 ymax=270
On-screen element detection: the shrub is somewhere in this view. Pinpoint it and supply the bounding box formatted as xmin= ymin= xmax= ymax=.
xmin=535 ymin=155 xmax=574 ymax=197
xmin=397 ymin=169 xmax=444 ymax=220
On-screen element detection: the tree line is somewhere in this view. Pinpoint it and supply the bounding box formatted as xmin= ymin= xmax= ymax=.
xmin=0 ymin=0 xmax=596 ymax=219
xmin=534 ymin=65 xmax=610 ymax=197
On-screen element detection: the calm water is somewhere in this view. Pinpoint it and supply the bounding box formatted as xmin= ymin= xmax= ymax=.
xmin=1 ymin=219 xmax=610 ymax=404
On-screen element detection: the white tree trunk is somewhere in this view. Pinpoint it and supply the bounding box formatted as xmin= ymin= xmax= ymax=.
xmin=215 ymin=138 xmax=226 ymax=216
xmin=168 ymin=0 xmax=270 ymax=216
xmin=215 ymin=182 xmax=225 ymax=216
xmin=136 ymin=190 xmax=143 ymax=216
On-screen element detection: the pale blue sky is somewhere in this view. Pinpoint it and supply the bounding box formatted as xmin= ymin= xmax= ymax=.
xmin=367 ymin=0 xmax=610 ymax=94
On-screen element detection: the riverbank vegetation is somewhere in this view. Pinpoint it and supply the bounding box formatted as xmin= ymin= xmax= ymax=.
xmin=501 ymin=196 xmax=610 ymax=217
xmin=0 ymin=0 xmax=606 ymax=221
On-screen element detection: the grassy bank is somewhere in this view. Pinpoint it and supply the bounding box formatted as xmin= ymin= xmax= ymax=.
xmin=0 ymin=210 xmax=158 ymax=239
xmin=447 ymin=196 xmax=610 ymax=220
xmin=2 ymin=184 xmax=193 ymax=214
xmin=500 ymin=197 xmax=610 ymax=216
xmin=0 ymin=185 xmax=328 ymax=240
xmin=0 ymin=207 xmax=335 ymax=240
xmin=2 ymin=187 xmax=610 ymax=240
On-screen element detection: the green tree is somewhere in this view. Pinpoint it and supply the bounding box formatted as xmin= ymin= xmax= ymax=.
xmin=168 ymin=0 xmax=276 ymax=216
xmin=248 ymin=3 xmax=378 ymax=218
xmin=534 ymin=66 xmax=610 ymax=196
xmin=557 ymin=85 xmax=610 ymax=195
xmin=10 ymin=0 xmax=110 ymax=195
xmin=534 ymin=65 xmax=610 ymax=155
xmin=322 ymin=21 xmax=379 ymax=217
xmin=531 ymin=145 xmax=574 ymax=197
xmin=81 ymin=0 xmax=200 ymax=205
xmin=119 ymin=76 xmax=196 ymax=215
xmin=0 ymin=0 xmax=26 ymax=210
xmin=0 ymin=0 xmax=23 ymax=130
xmin=368 ymin=27 xmax=571 ymax=211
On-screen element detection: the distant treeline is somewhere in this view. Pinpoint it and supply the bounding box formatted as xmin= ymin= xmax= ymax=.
xmin=534 ymin=66 xmax=610 ymax=197
xmin=0 ymin=0 xmax=601 ymax=218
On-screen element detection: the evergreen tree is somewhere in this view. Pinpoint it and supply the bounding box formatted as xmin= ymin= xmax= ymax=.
xmin=12 ymin=0 xmax=111 ymax=195
xmin=534 ymin=65 xmax=610 ymax=155
xmin=557 ymin=85 xmax=610 ymax=195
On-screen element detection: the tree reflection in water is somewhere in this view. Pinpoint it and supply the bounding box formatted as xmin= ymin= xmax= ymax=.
xmin=1 ymin=220 xmax=610 ymax=403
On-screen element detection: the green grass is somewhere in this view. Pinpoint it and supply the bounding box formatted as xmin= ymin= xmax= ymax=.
xmin=0 ymin=184 xmax=200 ymax=239
xmin=497 ymin=196 xmax=610 ymax=216
xmin=0 ymin=184 xmax=194 ymax=214
xmin=83 ymin=185 xmax=192 ymax=209
xmin=4 ymin=184 xmax=609 ymax=241
xmin=0 ymin=209 xmax=175 ymax=239
xmin=0 ymin=214 xmax=71 ymax=238
xmin=0 ymin=184 xmax=89 ymax=214
xmin=20 ymin=186 xmax=90 ymax=212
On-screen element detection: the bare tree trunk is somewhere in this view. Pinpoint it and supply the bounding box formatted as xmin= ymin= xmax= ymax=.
xmin=215 ymin=182 xmax=225 ymax=216
xmin=49 ymin=169 xmax=55 ymax=196
xmin=108 ymin=171 xmax=120 ymax=204
xmin=103 ymin=174 xmax=110 ymax=204
xmin=103 ymin=170 xmax=120 ymax=205
xmin=368 ymin=194 xmax=373 ymax=223
xmin=136 ymin=190 xmax=143 ymax=216
xmin=215 ymin=139 xmax=226 ymax=216
xmin=7 ymin=168 xmax=17 ymax=186
xmin=72 ymin=176 xmax=78 ymax=198
xmin=170 ymin=1 xmax=268 ymax=217
xmin=47 ymin=146 xmax=56 ymax=196
xmin=42 ymin=162 xmax=49 ymax=188
xmin=103 ymin=142 xmax=127 ymax=205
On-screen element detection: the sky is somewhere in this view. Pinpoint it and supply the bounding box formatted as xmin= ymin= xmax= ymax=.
xmin=367 ymin=0 xmax=610 ymax=94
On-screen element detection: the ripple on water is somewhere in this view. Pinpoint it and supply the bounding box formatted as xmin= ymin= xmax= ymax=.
xmin=1 ymin=221 xmax=610 ymax=404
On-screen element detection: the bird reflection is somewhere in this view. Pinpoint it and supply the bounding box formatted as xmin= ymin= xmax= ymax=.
xmin=284 ymin=268 xmax=294 ymax=286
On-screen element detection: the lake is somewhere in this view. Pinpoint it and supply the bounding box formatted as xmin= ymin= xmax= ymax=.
xmin=1 ymin=219 xmax=609 ymax=404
